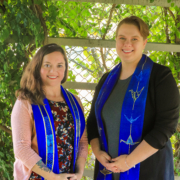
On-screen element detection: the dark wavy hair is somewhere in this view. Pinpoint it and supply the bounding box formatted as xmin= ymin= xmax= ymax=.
xmin=116 ymin=16 xmax=149 ymax=39
xmin=16 ymin=43 xmax=69 ymax=105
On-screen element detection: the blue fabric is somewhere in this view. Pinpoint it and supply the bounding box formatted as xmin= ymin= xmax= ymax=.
xmin=32 ymin=99 xmax=59 ymax=180
xmin=61 ymin=86 xmax=86 ymax=172
xmin=95 ymin=55 xmax=154 ymax=180
xmin=32 ymin=86 xmax=85 ymax=179
xmin=31 ymin=105 xmax=46 ymax=180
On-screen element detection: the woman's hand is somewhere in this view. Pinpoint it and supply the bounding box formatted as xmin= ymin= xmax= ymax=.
xmin=90 ymin=138 xmax=117 ymax=173
xmin=57 ymin=172 xmax=82 ymax=180
xmin=96 ymin=150 xmax=111 ymax=166
xmin=51 ymin=173 xmax=76 ymax=180
xmin=111 ymin=140 xmax=158 ymax=173
xmin=72 ymin=172 xmax=83 ymax=180
xmin=96 ymin=150 xmax=117 ymax=173
xmin=111 ymin=155 xmax=131 ymax=173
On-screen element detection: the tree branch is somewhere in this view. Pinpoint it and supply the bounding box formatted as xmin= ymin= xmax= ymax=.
xmin=104 ymin=48 xmax=111 ymax=62
xmin=163 ymin=7 xmax=171 ymax=43
xmin=100 ymin=48 xmax=108 ymax=72
xmin=90 ymin=48 xmax=104 ymax=77
xmin=175 ymin=14 xmax=180 ymax=44
xmin=35 ymin=4 xmax=48 ymax=45
xmin=30 ymin=1 xmax=48 ymax=45
xmin=177 ymin=122 xmax=180 ymax=133
xmin=28 ymin=44 xmax=36 ymax=58
xmin=57 ymin=17 xmax=77 ymax=37
xmin=69 ymin=58 xmax=94 ymax=73
xmin=102 ymin=4 xmax=117 ymax=40
xmin=167 ymin=7 xmax=176 ymax=23
xmin=100 ymin=4 xmax=116 ymax=72
xmin=0 ymin=124 xmax=12 ymax=136
xmin=0 ymin=0 xmax=6 ymax=14
xmin=174 ymin=12 xmax=180 ymax=78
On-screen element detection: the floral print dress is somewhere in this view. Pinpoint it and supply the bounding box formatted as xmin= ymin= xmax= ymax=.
xmin=29 ymin=100 xmax=74 ymax=180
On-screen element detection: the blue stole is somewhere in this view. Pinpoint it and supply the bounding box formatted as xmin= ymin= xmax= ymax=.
xmin=95 ymin=54 xmax=153 ymax=180
xmin=32 ymin=86 xmax=85 ymax=179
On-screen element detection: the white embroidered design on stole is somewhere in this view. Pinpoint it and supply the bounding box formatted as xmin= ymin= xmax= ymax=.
xmin=100 ymin=168 xmax=112 ymax=180
xmin=119 ymin=56 xmax=147 ymax=172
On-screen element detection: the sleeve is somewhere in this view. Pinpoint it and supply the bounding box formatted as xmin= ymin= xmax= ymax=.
xmin=77 ymin=128 xmax=88 ymax=159
xmin=11 ymin=99 xmax=41 ymax=170
xmin=87 ymin=73 xmax=108 ymax=144
xmin=144 ymin=67 xmax=180 ymax=149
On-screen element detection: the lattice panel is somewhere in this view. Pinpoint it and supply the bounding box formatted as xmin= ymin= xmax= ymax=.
xmin=66 ymin=46 xmax=119 ymax=83
xmin=49 ymin=1 xmax=175 ymax=43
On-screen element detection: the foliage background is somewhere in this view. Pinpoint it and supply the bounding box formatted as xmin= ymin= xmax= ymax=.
xmin=0 ymin=0 xmax=180 ymax=179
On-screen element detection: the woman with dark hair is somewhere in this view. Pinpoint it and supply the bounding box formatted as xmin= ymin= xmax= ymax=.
xmin=87 ymin=16 xmax=179 ymax=180
xmin=11 ymin=43 xmax=88 ymax=180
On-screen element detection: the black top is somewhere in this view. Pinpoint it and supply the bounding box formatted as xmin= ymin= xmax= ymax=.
xmin=87 ymin=62 xmax=180 ymax=180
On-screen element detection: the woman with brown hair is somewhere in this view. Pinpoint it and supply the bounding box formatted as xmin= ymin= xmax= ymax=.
xmin=87 ymin=16 xmax=179 ymax=180
xmin=11 ymin=43 xmax=88 ymax=180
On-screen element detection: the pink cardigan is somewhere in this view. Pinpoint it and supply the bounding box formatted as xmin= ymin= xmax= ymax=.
xmin=11 ymin=99 xmax=88 ymax=180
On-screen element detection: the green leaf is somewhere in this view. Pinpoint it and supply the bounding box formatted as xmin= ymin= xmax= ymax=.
xmin=2 ymin=28 xmax=10 ymax=40
xmin=171 ymin=3 xmax=175 ymax=7
xmin=0 ymin=18 xmax=4 ymax=26
xmin=167 ymin=0 xmax=172 ymax=3
xmin=174 ymin=5 xmax=179 ymax=11
xmin=177 ymin=23 xmax=180 ymax=28
xmin=3 ymin=109 xmax=8 ymax=116
xmin=12 ymin=33 xmax=19 ymax=42
xmin=150 ymin=0 xmax=154 ymax=3
xmin=16 ymin=26 xmax=21 ymax=37
xmin=23 ymin=18 xmax=27 ymax=27
xmin=23 ymin=36 xmax=31 ymax=44
xmin=16 ymin=13 xmax=21 ymax=23
xmin=3 ymin=0 xmax=7 ymax=6
xmin=101 ymin=27 xmax=106 ymax=34
xmin=34 ymin=0 xmax=41 ymax=5
xmin=176 ymin=29 xmax=180 ymax=38
xmin=0 ymin=152 xmax=4 ymax=157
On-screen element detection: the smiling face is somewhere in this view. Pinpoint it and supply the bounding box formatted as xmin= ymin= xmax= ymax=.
xmin=116 ymin=23 xmax=147 ymax=66
xmin=40 ymin=51 xmax=66 ymax=88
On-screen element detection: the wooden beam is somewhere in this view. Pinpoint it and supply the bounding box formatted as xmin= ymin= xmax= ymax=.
xmin=144 ymin=43 xmax=180 ymax=52
xmin=63 ymin=82 xmax=180 ymax=91
xmin=53 ymin=0 xmax=180 ymax=7
xmin=48 ymin=37 xmax=115 ymax=48
xmin=5 ymin=36 xmax=180 ymax=52
xmin=63 ymin=81 xmax=97 ymax=90
xmin=48 ymin=37 xmax=180 ymax=52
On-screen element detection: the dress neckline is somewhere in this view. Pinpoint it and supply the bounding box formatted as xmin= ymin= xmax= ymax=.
xmin=48 ymin=99 xmax=66 ymax=104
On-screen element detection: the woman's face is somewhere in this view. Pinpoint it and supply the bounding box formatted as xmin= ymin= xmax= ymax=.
xmin=116 ymin=23 xmax=147 ymax=66
xmin=40 ymin=51 xmax=66 ymax=87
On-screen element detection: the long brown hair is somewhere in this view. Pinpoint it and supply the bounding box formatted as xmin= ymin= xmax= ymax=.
xmin=16 ymin=43 xmax=69 ymax=105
